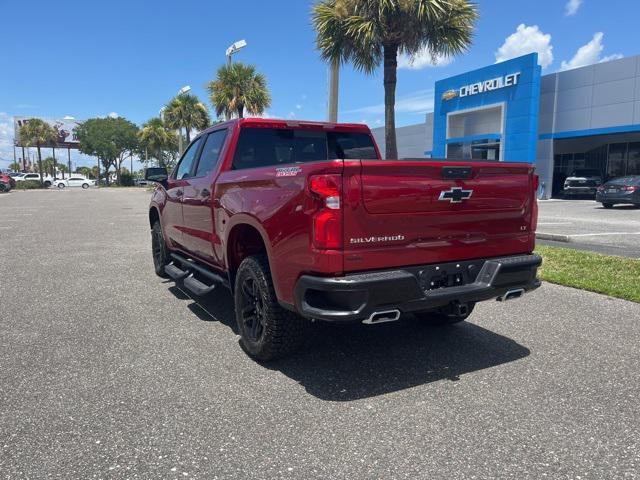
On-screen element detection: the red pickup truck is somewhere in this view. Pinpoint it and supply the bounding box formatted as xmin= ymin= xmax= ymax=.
xmin=145 ymin=118 xmax=541 ymax=360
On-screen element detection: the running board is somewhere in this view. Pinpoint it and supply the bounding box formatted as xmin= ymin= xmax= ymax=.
xmin=165 ymin=264 xmax=190 ymax=281
xmin=166 ymin=252 xmax=230 ymax=294
xmin=183 ymin=275 xmax=216 ymax=296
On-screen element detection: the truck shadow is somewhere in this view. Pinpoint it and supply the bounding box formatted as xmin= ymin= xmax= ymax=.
xmin=168 ymin=285 xmax=530 ymax=402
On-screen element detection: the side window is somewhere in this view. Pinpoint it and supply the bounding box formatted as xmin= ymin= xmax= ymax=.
xmin=328 ymin=132 xmax=379 ymax=160
xmin=175 ymin=137 xmax=203 ymax=180
xmin=195 ymin=130 xmax=227 ymax=177
xmin=232 ymin=128 xmax=328 ymax=170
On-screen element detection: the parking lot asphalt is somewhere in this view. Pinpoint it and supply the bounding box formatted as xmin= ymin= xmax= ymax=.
xmin=537 ymin=199 xmax=640 ymax=258
xmin=1 ymin=189 xmax=639 ymax=479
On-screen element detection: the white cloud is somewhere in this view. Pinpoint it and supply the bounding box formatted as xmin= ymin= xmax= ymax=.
xmin=346 ymin=89 xmax=435 ymax=115
xmin=565 ymin=0 xmax=583 ymax=16
xmin=287 ymin=111 xmax=296 ymax=119
xmin=560 ymin=32 xmax=623 ymax=71
xmin=601 ymin=53 xmax=624 ymax=63
xmin=295 ymin=104 xmax=302 ymax=110
xmin=398 ymin=47 xmax=452 ymax=70
xmin=0 ymin=112 xmax=16 ymax=167
xmin=107 ymin=112 xmax=119 ymax=119
xmin=495 ymin=24 xmax=554 ymax=69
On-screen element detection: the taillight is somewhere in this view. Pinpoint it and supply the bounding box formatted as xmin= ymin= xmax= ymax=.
xmin=309 ymin=174 xmax=342 ymax=249
xmin=532 ymin=174 xmax=539 ymax=191
xmin=624 ymin=185 xmax=637 ymax=191
xmin=597 ymin=185 xmax=605 ymax=192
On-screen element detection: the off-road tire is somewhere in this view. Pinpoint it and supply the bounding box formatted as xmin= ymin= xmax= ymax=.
xmin=602 ymin=203 xmax=614 ymax=209
xmin=234 ymin=255 xmax=307 ymax=361
xmin=151 ymin=221 xmax=170 ymax=278
xmin=414 ymin=302 xmax=475 ymax=326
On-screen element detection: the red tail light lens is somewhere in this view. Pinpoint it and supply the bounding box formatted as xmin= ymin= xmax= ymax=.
xmin=532 ymin=174 xmax=539 ymax=191
xmin=309 ymin=174 xmax=342 ymax=249
xmin=624 ymin=185 xmax=637 ymax=191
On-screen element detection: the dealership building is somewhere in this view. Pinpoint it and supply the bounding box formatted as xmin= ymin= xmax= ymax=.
xmin=372 ymin=53 xmax=640 ymax=198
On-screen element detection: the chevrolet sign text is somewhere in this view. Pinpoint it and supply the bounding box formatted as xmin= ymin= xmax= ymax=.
xmin=457 ymin=72 xmax=520 ymax=98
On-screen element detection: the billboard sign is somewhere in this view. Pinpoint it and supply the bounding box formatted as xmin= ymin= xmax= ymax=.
xmin=14 ymin=116 xmax=82 ymax=148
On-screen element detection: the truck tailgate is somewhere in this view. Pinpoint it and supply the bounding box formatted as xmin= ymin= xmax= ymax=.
xmin=342 ymin=160 xmax=537 ymax=272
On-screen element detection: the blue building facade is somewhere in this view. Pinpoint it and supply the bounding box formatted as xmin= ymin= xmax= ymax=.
xmin=432 ymin=53 xmax=541 ymax=162
xmin=372 ymin=53 xmax=640 ymax=198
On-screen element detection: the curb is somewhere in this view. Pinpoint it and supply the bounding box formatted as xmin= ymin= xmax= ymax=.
xmin=536 ymin=232 xmax=571 ymax=242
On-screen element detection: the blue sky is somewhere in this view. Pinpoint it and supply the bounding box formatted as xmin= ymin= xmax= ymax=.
xmin=0 ymin=0 xmax=637 ymax=169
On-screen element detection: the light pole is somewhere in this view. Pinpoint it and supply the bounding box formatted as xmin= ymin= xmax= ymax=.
xmin=327 ymin=59 xmax=340 ymax=123
xmin=225 ymin=39 xmax=247 ymax=66
xmin=224 ymin=40 xmax=248 ymax=120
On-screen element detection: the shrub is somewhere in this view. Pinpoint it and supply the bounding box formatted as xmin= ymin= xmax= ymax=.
xmin=120 ymin=171 xmax=134 ymax=187
xmin=15 ymin=180 xmax=45 ymax=190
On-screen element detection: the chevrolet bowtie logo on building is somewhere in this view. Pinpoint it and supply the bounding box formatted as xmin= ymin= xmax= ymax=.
xmin=441 ymin=89 xmax=458 ymax=101
xmin=438 ymin=187 xmax=473 ymax=203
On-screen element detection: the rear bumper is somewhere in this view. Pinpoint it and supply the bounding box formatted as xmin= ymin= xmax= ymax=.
xmin=596 ymin=192 xmax=638 ymax=203
xmin=293 ymin=254 xmax=542 ymax=322
xmin=564 ymin=186 xmax=597 ymax=195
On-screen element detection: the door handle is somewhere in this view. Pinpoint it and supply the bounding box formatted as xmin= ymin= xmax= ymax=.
xmin=201 ymin=188 xmax=210 ymax=197
xmin=175 ymin=189 xmax=183 ymax=197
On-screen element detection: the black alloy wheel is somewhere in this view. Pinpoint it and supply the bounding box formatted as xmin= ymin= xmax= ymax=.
xmin=151 ymin=221 xmax=169 ymax=277
xmin=239 ymin=276 xmax=266 ymax=343
xmin=233 ymin=255 xmax=308 ymax=361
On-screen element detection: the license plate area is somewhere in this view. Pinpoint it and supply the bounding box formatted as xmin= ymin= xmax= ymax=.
xmin=416 ymin=259 xmax=484 ymax=292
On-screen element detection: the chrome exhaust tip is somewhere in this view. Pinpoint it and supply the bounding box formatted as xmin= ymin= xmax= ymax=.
xmin=362 ymin=309 xmax=401 ymax=325
xmin=497 ymin=288 xmax=525 ymax=302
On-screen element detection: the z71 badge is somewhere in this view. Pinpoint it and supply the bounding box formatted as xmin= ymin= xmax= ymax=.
xmin=276 ymin=166 xmax=302 ymax=177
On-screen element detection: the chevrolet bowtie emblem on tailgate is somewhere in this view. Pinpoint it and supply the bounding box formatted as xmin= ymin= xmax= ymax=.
xmin=438 ymin=187 xmax=473 ymax=203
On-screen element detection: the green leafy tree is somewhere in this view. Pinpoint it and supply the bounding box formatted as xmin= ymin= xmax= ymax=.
xmin=313 ymin=0 xmax=477 ymax=158
xmin=138 ymin=117 xmax=180 ymax=169
xmin=57 ymin=162 xmax=68 ymax=179
xmin=163 ymin=93 xmax=210 ymax=145
xmin=8 ymin=161 xmax=21 ymax=171
xmin=75 ymin=117 xmax=139 ymax=185
xmin=207 ymin=62 xmax=271 ymax=119
xmin=77 ymin=166 xmax=92 ymax=178
xmin=42 ymin=157 xmax=55 ymax=177
xmin=18 ymin=118 xmax=57 ymax=185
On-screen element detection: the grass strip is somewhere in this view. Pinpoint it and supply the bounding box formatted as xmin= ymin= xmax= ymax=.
xmin=535 ymin=245 xmax=640 ymax=303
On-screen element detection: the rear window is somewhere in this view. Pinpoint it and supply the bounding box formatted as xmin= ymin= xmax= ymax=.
xmin=607 ymin=176 xmax=640 ymax=185
xmin=232 ymin=127 xmax=377 ymax=170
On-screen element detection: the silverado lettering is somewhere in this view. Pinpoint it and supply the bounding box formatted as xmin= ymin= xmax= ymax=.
xmin=350 ymin=235 xmax=406 ymax=244
xmin=145 ymin=118 xmax=541 ymax=361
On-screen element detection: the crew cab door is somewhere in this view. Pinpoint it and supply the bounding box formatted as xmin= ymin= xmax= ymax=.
xmin=181 ymin=129 xmax=228 ymax=266
xmin=164 ymin=137 xmax=203 ymax=250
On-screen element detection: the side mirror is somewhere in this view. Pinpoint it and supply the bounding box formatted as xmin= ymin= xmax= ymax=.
xmin=145 ymin=167 xmax=168 ymax=183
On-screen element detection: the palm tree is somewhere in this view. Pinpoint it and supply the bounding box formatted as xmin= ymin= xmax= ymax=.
xmin=207 ymin=62 xmax=271 ymax=119
xmin=138 ymin=117 xmax=180 ymax=169
xmin=58 ymin=162 xmax=68 ymax=179
xmin=312 ymin=0 xmax=477 ymax=159
xmin=42 ymin=157 xmax=55 ymax=177
xmin=163 ymin=94 xmax=210 ymax=146
xmin=18 ymin=119 xmax=57 ymax=185
xmin=8 ymin=161 xmax=21 ymax=172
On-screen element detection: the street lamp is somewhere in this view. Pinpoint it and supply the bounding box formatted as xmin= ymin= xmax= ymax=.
xmin=226 ymin=39 xmax=247 ymax=65
xmin=178 ymin=85 xmax=191 ymax=95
